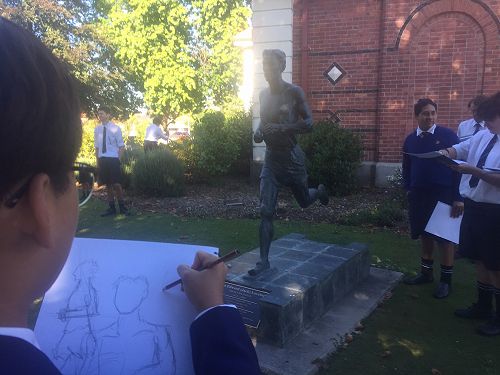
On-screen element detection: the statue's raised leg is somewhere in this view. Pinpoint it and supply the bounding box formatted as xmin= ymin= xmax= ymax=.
xmin=291 ymin=180 xmax=329 ymax=208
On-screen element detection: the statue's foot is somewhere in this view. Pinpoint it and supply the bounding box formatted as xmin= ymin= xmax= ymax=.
xmin=248 ymin=261 xmax=270 ymax=276
xmin=318 ymin=184 xmax=329 ymax=206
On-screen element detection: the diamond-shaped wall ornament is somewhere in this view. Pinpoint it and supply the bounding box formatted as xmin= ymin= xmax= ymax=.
xmin=324 ymin=62 xmax=346 ymax=86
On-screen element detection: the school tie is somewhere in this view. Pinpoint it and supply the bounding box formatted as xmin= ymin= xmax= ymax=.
xmin=102 ymin=125 xmax=107 ymax=154
xmin=420 ymin=131 xmax=429 ymax=138
xmin=469 ymin=134 xmax=497 ymax=188
xmin=473 ymin=123 xmax=482 ymax=135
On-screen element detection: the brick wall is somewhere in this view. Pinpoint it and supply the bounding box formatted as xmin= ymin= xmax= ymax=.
xmin=293 ymin=0 xmax=500 ymax=163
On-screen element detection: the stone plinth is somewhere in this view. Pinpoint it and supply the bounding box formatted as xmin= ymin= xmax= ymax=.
xmin=226 ymin=233 xmax=370 ymax=347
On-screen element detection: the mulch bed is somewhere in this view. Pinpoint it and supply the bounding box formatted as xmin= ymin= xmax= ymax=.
xmin=96 ymin=177 xmax=406 ymax=227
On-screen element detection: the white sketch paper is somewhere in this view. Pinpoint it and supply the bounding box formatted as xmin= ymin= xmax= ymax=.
xmin=425 ymin=201 xmax=463 ymax=244
xmin=35 ymin=238 xmax=218 ymax=375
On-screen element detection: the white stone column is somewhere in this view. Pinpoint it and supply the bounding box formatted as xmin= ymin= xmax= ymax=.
xmin=251 ymin=0 xmax=293 ymax=164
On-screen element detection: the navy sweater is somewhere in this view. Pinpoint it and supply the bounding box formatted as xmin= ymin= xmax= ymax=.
xmin=402 ymin=126 xmax=462 ymax=201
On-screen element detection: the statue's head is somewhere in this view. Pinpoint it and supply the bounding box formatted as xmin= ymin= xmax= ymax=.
xmin=113 ymin=276 xmax=149 ymax=314
xmin=263 ymin=49 xmax=286 ymax=84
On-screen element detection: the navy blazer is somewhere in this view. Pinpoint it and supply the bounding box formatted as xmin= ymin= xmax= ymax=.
xmin=0 ymin=335 xmax=60 ymax=374
xmin=190 ymin=306 xmax=261 ymax=375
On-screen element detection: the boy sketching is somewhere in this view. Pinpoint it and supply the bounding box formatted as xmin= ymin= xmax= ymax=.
xmin=0 ymin=17 xmax=260 ymax=375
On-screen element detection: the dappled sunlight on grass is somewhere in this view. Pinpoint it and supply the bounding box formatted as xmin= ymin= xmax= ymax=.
xmin=396 ymin=338 xmax=424 ymax=357
xmin=378 ymin=333 xmax=424 ymax=357
xmin=112 ymin=215 xmax=128 ymax=221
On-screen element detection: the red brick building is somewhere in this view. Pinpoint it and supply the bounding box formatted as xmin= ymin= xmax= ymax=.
xmin=286 ymin=0 xmax=500 ymax=184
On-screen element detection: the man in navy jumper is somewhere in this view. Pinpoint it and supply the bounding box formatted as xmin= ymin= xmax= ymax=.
xmin=402 ymin=98 xmax=464 ymax=298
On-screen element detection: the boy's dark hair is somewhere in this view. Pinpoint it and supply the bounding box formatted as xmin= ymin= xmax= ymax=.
xmin=477 ymin=92 xmax=500 ymax=122
xmin=263 ymin=49 xmax=286 ymax=71
xmin=0 ymin=17 xmax=82 ymax=199
xmin=414 ymin=98 xmax=437 ymax=117
xmin=152 ymin=116 xmax=163 ymax=125
xmin=468 ymin=94 xmax=487 ymax=108
xmin=98 ymin=105 xmax=112 ymax=115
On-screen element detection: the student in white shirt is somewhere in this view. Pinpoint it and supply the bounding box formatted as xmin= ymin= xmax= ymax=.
xmin=94 ymin=106 xmax=130 ymax=216
xmin=440 ymin=92 xmax=500 ymax=336
xmin=457 ymin=95 xmax=487 ymax=142
xmin=144 ymin=116 xmax=169 ymax=152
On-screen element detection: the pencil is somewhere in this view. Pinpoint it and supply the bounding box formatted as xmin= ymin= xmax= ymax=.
xmin=162 ymin=249 xmax=240 ymax=291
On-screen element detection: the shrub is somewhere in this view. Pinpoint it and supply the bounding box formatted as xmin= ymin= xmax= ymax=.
xmin=299 ymin=120 xmax=363 ymax=196
xmin=167 ymin=137 xmax=194 ymax=173
xmin=77 ymin=119 xmax=98 ymax=165
xmin=225 ymin=110 xmax=252 ymax=176
xmin=386 ymin=166 xmax=407 ymax=209
xmin=131 ymin=149 xmax=185 ymax=197
xmin=120 ymin=147 xmax=143 ymax=189
xmin=189 ymin=111 xmax=239 ymax=181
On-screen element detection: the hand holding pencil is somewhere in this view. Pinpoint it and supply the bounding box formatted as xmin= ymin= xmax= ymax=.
xmin=175 ymin=251 xmax=234 ymax=313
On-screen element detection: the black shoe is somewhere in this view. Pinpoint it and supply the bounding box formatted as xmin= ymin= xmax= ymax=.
xmin=119 ymin=205 xmax=131 ymax=216
xmin=454 ymin=304 xmax=494 ymax=320
xmin=100 ymin=207 xmax=117 ymax=217
xmin=403 ymin=273 xmax=433 ymax=285
xmin=318 ymin=184 xmax=329 ymax=206
xmin=477 ymin=317 xmax=500 ymax=336
xmin=433 ymin=282 xmax=451 ymax=299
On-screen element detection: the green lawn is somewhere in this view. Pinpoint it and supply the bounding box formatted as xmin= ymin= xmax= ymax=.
xmin=78 ymin=200 xmax=498 ymax=375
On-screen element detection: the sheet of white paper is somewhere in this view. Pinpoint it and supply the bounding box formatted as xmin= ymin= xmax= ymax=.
xmin=424 ymin=201 xmax=463 ymax=244
xmin=35 ymin=238 xmax=218 ymax=375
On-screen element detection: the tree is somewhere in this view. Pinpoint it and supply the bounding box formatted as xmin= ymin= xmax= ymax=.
xmin=103 ymin=0 xmax=250 ymax=123
xmin=103 ymin=0 xmax=199 ymax=124
xmin=194 ymin=0 xmax=251 ymax=106
xmin=1 ymin=0 xmax=142 ymax=117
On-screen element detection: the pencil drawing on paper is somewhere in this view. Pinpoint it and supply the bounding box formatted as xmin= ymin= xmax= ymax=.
xmin=97 ymin=276 xmax=176 ymax=375
xmin=52 ymin=261 xmax=176 ymax=375
xmin=53 ymin=260 xmax=99 ymax=374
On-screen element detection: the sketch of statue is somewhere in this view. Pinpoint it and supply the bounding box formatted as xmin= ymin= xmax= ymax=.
xmin=98 ymin=276 xmax=176 ymax=375
xmin=249 ymin=49 xmax=329 ymax=276
xmin=53 ymin=260 xmax=99 ymax=374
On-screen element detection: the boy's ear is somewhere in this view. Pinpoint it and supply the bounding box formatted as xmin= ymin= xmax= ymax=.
xmin=25 ymin=173 xmax=54 ymax=249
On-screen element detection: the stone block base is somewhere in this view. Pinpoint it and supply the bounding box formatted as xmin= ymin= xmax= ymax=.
xmin=227 ymin=233 xmax=370 ymax=347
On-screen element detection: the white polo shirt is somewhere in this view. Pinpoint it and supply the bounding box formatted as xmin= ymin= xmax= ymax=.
xmin=452 ymin=131 xmax=500 ymax=203
xmin=94 ymin=122 xmax=125 ymax=158
xmin=457 ymin=118 xmax=486 ymax=142
xmin=145 ymin=123 xmax=168 ymax=142
xmin=416 ymin=124 xmax=436 ymax=136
